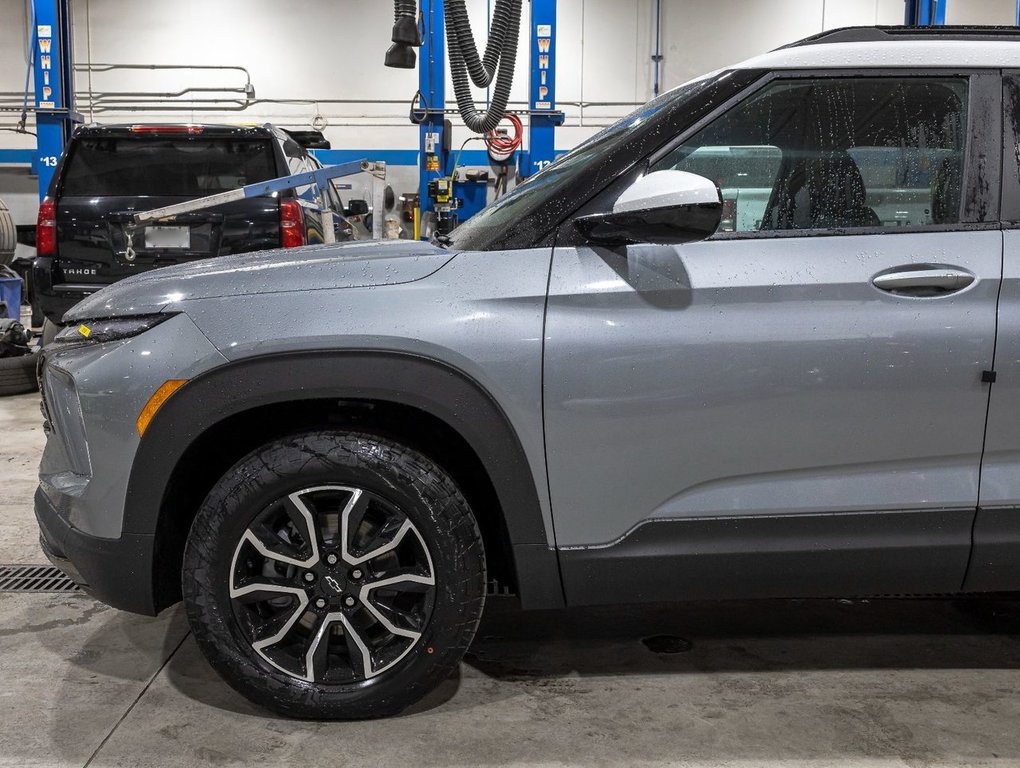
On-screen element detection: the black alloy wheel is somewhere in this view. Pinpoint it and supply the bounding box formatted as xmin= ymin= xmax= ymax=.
xmin=228 ymin=484 xmax=437 ymax=684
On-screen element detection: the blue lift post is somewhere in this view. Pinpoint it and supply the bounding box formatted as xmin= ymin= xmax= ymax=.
xmin=415 ymin=0 xmax=562 ymax=233
xmin=522 ymin=0 xmax=564 ymax=178
xmin=418 ymin=0 xmax=448 ymax=226
xmin=32 ymin=0 xmax=81 ymax=200
xmin=904 ymin=0 xmax=947 ymax=25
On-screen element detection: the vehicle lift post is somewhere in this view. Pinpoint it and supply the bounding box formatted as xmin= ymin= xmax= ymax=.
xmin=416 ymin=0 xmax=562 ymax=234
xmin=418 ymin=0 xmax=448 ymax=228
xmin=905 ymin=0 xmax=947 ymax=25
xmin=520 ymin=0 xmax=563 ymax=178
xmin=32 ymin=0 xmax=82 ymax=200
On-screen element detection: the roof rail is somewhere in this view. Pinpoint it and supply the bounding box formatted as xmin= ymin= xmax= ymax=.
xmin=779 ymin=25 xmax=1020 ymax=50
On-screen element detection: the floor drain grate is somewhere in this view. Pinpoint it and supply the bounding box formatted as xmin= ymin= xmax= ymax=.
xmin=0 ymin=564 xmax=80 ymax=593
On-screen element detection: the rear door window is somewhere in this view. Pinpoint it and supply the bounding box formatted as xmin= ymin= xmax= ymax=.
xmin=60 ymin=137 xmax=277 ymax=196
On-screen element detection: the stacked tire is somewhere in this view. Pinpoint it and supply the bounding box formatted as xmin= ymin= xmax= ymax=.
xmin=0 ymin=349 xmax=38 ymax=396
xmin=0 ymin=197 xmax=15 ymax=267
xmin=0 ymin=196 xmax=38 ymax=396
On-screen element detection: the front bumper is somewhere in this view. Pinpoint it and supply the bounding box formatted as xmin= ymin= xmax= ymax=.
xmin=35 ymin=486 xmax=159 ymax=614
xmin=34 ymin=312 xmax=227 ymax=615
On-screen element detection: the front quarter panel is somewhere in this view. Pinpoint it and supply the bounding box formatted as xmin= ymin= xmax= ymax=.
xmin=177 ymin=248 xmax=557 ymax=545
xmin=39 ymin=313 xmax=229 ymax=538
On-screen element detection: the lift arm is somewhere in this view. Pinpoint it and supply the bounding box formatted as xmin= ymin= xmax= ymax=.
xmin=132 ymin=159 xmax=371 ymax=225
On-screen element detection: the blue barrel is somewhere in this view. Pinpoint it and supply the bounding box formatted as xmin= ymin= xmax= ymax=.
xmin=0 ymin=274 xmax=22 ymax=320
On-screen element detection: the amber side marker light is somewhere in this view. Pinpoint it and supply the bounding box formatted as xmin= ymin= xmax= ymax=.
xmin=136 ymin=379 xmax=189 ymax=437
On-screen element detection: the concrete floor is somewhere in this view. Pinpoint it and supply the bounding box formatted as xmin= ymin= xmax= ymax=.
xmin=2 ymin=391 xmax=1020 ymax=767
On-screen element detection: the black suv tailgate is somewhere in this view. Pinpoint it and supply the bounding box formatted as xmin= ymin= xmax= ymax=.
xmin=55 ymin=134 xmax=281 ymax=278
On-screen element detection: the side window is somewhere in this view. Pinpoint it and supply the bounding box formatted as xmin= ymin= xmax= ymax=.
xmin=653 ymin=77 xmax=970 ymax=233
xmin=296 ymin=155 xmax=321 ymax=203
xmin=325 ymin=178 xmax=345 ymax=213
xmin=279 ymin=133 xmax=318 ymax=202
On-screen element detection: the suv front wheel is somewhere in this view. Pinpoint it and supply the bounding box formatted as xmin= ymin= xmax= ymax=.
xmin=182 ymin=430 xmax=486 ymax=719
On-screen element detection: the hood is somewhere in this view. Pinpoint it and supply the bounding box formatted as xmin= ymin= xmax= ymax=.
xmin=64 ymin=240 xmax=455 ymax=321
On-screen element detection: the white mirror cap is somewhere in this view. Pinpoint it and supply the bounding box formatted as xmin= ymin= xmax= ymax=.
xmin=613 ymin=170 xmax=722 ymax=215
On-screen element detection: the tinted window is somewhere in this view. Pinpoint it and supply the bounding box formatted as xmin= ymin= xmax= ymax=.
xmin=61 ymin=137 xmax=277 ymax=196
xmin=277 ymin=133 xmax=320 ymax=201
xmin=654 ymin=77 xmax=969 ymax=232
xmin=295 ymin=154 xmax=321 ymax=202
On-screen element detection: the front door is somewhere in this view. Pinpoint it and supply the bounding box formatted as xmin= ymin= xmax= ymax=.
xmin=544 ymin=72 xmax=1003 ymax=605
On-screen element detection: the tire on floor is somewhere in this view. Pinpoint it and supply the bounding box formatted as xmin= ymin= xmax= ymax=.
xmin=0 ymin=351 xmax=39 ymax=396
xmin=182 ymin=430 xmax=487 ymax=719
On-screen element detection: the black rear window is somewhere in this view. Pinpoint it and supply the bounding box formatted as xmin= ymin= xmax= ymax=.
xmin=60 ymin=137 xmax=277 ymax=196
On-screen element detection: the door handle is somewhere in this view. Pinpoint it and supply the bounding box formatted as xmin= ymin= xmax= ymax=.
xmin=872 ymin=266 xmax=975 ymax=296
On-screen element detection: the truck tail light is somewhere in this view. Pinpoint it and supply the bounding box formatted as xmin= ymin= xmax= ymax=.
xmin=279 ymin=199 xmax=306 ymax=248
xmin=37 ymin=197 xmax=57 ymax=256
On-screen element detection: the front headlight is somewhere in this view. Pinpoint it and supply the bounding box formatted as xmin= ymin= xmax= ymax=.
xmin=53 ymin=314 xmax=175 ymax=344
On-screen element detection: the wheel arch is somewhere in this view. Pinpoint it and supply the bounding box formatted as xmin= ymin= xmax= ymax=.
xmin=123 ymin=350 xmax=563 ymax=613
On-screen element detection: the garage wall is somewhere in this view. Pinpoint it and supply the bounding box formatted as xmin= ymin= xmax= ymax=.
xmin=72 ymin=0 xmax=911 ymax=148
xmin=8 ymin=0 xmax=1007 ymax=151
xmin=0 ymin=1 xmax=34 ymax=151
xmin=2 ymin=0 xmax=1019 ymax=219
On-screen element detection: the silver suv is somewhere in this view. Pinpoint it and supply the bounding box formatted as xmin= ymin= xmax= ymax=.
xmin=35 ymin=27 xmax=1020 ymax=718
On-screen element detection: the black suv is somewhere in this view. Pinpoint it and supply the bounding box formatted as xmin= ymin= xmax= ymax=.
xmin=33 ymin=123 xmax=365 ymax=336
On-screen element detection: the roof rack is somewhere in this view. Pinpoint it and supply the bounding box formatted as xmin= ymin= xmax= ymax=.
xmin=779 ymin=25 xmax=1020 ymax=50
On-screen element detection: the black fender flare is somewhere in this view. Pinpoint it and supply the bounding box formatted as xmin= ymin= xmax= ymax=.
xmin=123 ymin=350 xmax=564 ymax=609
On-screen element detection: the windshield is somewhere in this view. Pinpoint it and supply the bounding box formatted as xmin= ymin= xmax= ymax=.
xmin=61 ymin=137 xmax=277 ymax=197
xmin=445 ymin=73 xmax=723 ymax=250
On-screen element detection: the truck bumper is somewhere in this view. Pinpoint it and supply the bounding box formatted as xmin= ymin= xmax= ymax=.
xmin=31 ymin=257 xmax=105 ymax=325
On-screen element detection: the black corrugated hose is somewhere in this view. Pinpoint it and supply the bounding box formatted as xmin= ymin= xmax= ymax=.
xmin=445 ymin=0 xmax=522 ymax=133
xmin=393 ymin=0 xmax=417 ymax=31
xmin=387 ymin=0 xmax=421 ymax=68
xmin=389 ymin=0 xmax=522 ymax=134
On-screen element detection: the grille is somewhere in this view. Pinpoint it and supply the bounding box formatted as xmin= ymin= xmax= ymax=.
xmin=0 ymin=564 xmax=80 ymax=593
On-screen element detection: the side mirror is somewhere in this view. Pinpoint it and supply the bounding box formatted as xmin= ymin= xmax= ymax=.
xmin=574 ymin=170 xmax=723 ymax=246
xmin=345 ymin=199 xmax=370 ymax=217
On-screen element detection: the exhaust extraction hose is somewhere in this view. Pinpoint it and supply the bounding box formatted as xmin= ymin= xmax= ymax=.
xmin=445 ymin=0 xmax=522 ymax=134
xmin=386 ymin=0 xmax=421 ymax=67
xmin=389 ymin=0 xmax=522 ymax=134
xmin=393 ymin=0 xmax=417 ymax=29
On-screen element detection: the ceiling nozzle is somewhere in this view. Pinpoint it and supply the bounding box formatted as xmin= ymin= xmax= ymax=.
xmin=385 ymin=43 xmax=417 ymax=69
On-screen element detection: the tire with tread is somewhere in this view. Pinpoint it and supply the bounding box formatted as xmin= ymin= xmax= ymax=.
xmin=0 ymin=197 xmax=15 ymax=267
xmin=182 ymin=430 xmax=486 ymax=719
xmin=0 ymin=350 xmax=38 ymax=396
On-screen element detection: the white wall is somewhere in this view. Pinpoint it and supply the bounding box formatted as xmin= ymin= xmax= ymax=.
xmin=0 ymin=0 xmax=931 ymax=152
xmin=1 ymin=0 xmax=1019 ymax=220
